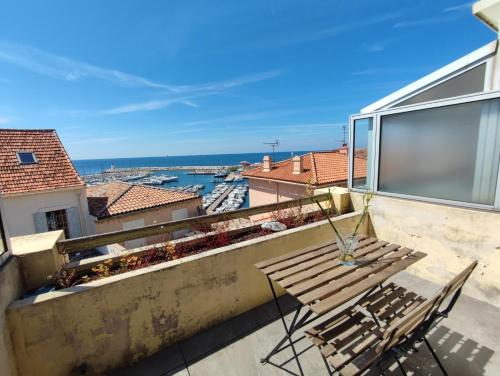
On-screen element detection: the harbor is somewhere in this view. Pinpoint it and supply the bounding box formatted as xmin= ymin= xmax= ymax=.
xmin=203 ymin=184 xmax=248 ymax=214
xmin=82 ymin=169 xmax=249 ymax=209
xmin=103 ymin=166 xmax=233 ymax=173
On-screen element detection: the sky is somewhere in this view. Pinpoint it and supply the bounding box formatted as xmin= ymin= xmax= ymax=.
xmin=0 ymin=0 xmax=495 ymax=159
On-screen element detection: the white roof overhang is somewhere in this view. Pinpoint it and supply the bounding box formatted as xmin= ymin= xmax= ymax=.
xmin=474 ymin=0 xmax=500 ymax=31
xmin=360 ymin=40 xmax=498 ymax=114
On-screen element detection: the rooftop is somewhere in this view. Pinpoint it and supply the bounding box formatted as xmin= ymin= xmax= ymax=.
xmin=0 ymin=129 xmax=84 ymax=196
xmin=242 ymin=151 xmax=367 ymax=186
xmin=86 ymin=181 xmax=200 ymax=219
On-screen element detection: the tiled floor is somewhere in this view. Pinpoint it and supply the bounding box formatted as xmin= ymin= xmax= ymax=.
xmin=110 ymin=272 xmax=499 ymax=376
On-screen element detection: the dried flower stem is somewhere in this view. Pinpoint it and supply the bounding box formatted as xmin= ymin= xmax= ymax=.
xmin=314 ymin=199 xmax=347 ymax=249
xmin=315 ymin=191 xmax=373 ymax=245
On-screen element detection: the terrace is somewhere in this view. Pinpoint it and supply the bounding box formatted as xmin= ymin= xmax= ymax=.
xmin=1 ymin=2 xmax=500 ymax=375
xmin=0 ymin=184 xmax=499 ymax=375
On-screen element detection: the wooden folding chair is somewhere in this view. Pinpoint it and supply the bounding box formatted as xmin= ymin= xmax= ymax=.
xmin=306 ymin=261 xmax=477 ymax=376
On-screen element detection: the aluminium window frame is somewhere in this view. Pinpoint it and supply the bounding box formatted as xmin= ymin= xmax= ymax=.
xmin=349 ymin=90 xmax=500 ymax=211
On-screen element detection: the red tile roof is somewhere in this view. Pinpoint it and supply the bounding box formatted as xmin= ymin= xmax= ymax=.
xmin=0 ymin=129 xmax=84 ymax=196
xmin=87 ymin=182 xmax=200 ymax=219
xmin=242 ymin=151 xmax=367 ymax=186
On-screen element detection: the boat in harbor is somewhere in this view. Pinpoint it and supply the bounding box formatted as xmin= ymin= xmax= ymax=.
xmin=140 ymin=174 xmax=178 ymax=185
xmin=214 ymin=170 xmax=228 ymax=178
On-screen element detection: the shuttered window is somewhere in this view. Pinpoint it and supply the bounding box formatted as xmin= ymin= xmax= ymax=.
xmin=34 ymin=207 xmax=82 ymax=239
xmin=45 ymin=210 xmax=70 ymax=239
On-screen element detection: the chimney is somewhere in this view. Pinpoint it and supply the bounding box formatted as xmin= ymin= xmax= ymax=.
xmin=262 ymin=155 xmax=272 ymax=172
xmin=338 ymin=144 xmax=348 ymax=155
xmin=292 ymin=155 xmax=303 ymax=174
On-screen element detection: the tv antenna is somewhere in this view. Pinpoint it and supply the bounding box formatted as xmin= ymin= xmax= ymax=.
xmin=263 ymin=139 xmax=280 ymax=154
xmin=337 ymin=124 xmax=348 ymax=146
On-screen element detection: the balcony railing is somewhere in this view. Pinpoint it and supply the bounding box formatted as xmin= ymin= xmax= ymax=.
xmin=57 ymin=192 xmax=332 ymax=254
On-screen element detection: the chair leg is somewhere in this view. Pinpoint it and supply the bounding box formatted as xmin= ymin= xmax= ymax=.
xmin=395 ymin=357 xmax=407 ymax=376
xmin=376 ymin=360 xmax=387 ymax=376
xmin=424 ymin=337 xmax=448 ymax=376
xmin=321 ymin=355 xmax=335 ymax=376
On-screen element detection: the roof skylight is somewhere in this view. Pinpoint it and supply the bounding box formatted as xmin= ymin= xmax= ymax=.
xmin=16 ymin=152 xmax=37 ymax=165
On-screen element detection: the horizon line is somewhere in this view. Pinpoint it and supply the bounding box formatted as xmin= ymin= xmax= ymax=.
xmin=71 ymin=148 xmax=346 ymax=162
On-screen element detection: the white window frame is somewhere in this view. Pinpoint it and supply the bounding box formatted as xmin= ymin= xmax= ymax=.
xmin=349 ymin=114 xmax=377 ymax=192
xmin=349 ymin=90 xmax=500 ymax=211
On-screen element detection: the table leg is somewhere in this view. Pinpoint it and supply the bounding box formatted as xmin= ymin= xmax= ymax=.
xmin=261 ymin=277 xmax=305 ymax=376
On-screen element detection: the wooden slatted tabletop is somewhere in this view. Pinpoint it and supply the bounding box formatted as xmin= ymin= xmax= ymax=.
xmin=255 ymin=235 xmax=426 ymax=316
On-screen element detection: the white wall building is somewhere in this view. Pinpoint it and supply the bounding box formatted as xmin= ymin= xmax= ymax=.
xmin=0 ymin=129 xmax=93 ymax=239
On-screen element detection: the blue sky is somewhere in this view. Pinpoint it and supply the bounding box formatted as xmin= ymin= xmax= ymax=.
xmin=0 ymin=0 xmax=494 ymax=159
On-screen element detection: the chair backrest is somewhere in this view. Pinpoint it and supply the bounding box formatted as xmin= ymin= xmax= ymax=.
xmin=376 ymin=261 xmax=477 ymax=354
xmin=439 ymin=260 xmax=478 ymax=314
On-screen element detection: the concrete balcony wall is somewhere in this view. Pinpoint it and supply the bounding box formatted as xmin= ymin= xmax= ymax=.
xmin=6 ymin=212 xmax=365 ymax=376
xmin=0 ymin=258 xmax=23 ymax=376
xmin=351 ymin=192 xmax=500 ymax=308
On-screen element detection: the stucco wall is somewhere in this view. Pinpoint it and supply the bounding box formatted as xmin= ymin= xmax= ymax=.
xmin=0 ymin=258 xmax=23 ymax=376
xmin=351 ymin=192 xmax=500 ymax=307
xmin=248 ymin=178 xmax=308 ymax=207
xmin=7 ymin=212 xmax=365 ymax=376
xmin=94 ymin=199 xmax=201 ymax=245
xmin=3 ymin=188 xmax=92 ymax=238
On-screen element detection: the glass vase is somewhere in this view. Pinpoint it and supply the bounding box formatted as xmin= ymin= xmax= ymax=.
xmin=336 ymin=235 xmax=358 ymax=266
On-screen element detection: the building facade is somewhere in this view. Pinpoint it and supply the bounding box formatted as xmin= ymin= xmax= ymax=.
xmin=0 ymin=129 xmax=93 ymax=239
xmin=243 ymin=151 xmax=366 ymax=206
xmin=86 ymin=182 xmax=202 ymax=248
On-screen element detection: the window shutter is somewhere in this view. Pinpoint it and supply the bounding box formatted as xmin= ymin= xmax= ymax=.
xmin=33 ymin=212 xmax=48 ymax=233
xmin=66 ymin=207 xmax=82 ymax=238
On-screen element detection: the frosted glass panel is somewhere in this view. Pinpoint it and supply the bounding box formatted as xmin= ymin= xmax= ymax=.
xmin=352 ymin=118 xmax=373 ymax=189
xmin=379 ymin=98 xmax=500 ymax=205
xmin=396 ymin=64 xmax=486 ymax=107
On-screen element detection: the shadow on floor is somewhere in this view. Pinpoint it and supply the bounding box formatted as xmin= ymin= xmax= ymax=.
xmin=108 ymin=294 xmax=300 ymax=376
xmin=109 ymin=294 xmax=496 ymax=376
xmin=362 ymin=324 xmax=495 ymax=376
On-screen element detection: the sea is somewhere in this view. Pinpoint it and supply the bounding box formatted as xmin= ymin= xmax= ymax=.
xmin=73 ymin=151 xmax=308 ymax=209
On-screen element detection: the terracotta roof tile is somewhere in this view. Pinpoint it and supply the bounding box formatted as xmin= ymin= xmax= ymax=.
xmin=242 ymin=151 xmax=367 ymax=186
xmin=0 ymin=129 xmax=84 ymax=195
xmin=87 ymin=182 xmax=200 ymax=219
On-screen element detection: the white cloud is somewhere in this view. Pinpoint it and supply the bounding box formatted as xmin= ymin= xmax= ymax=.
xmin=394 ymin=5 xmax=468 ymax=29
xmin=0 ymin=40 xmax=174 ymax=90
xmin=443 ymin=2 xmax=473 ymax=12
xmin=394 ymin=17 xmax=444 ymax=28
xmin=180 ymin=100 xmax=199 ymax=108
xmin=100 ymin=97 xmax=193 ymax=115
xmin=183 ymin=109 xmax=299 ymax=126
xmin=365 ymin=43 xmax=386 ymax=52
xmin=352 ymin=69 xmax=382 ymax=76
xmin=0 ymin=116 xmax=11 ymax=124
xmin=250 ymin=12 xmax=404 ymax=49
xmin=0 ymin=40 xmax=285 ymax=113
